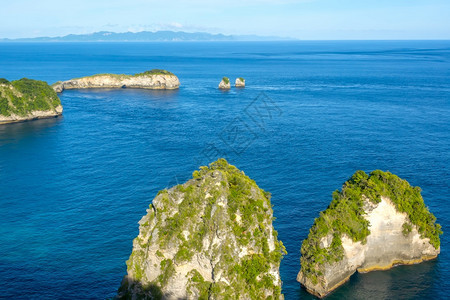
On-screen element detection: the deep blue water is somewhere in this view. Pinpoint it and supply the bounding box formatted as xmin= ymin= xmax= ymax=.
xmin=0 ymin=41 xmax=449 ymax=299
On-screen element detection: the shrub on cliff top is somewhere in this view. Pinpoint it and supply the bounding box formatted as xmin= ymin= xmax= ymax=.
xmin=136 ymin=69 xmax=174 ymax=76
xmin=80 ymin=69 xmax=175 ymax=79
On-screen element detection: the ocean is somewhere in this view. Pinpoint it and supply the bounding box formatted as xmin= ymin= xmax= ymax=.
xmin=0 ymin=41 xmax=449 ymax=299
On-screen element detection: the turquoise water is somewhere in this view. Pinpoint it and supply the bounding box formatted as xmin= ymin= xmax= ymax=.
xmin=0 ymin=41 xmax=449 ymax=299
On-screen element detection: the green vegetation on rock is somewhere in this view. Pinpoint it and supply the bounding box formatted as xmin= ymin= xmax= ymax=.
xmin=157 ymin=259 xmax=175 ymax=288
xmin=402 ymin=222 xmax=413 ymax=236
xmin=300 ymin=170 xmax=442 ymax=284
xmin=134 ymin=69 xmax=175 ymax=76
xmin=0 ymin=78 xmax=61 ymax=117
xmin=78 ymin=69 xmax=174 ymax=80
xmin=222 ymin=77 xmax=230 ymax=85
xmin=186 ymin=269 xmax=211 ymax=300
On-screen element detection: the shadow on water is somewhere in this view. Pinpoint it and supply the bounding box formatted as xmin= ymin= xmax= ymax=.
xmin=298 ymin=259 xmax=440 ymax=299
xmin=0 ymin=116 xmax=62 ymax=147
xmin=116 ymin=277 xmax=187 ymax=300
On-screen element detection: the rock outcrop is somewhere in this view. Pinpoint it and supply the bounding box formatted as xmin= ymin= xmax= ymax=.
xmin=298 ymin=170 xmax=442 ymax=298
xmin=218 ymin=77 xmax=231 ymax=90
xmin=0 ymin=78 xmax=63 ymax=125
xmin=52 ymin=69 xmax=180 ymax=92
xmin=117 ymin=159 xmax=286 ymax=300
xmin=235 ymin=77 xmax=245 ymax=88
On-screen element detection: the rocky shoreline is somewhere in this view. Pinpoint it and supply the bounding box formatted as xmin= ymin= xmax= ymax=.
xmin=357 ymin=253 xmax=438 ymax=273
xmin=299 ymin=250 xmax=439 ymax=298
xmin=0 ymin=106 xmax=63 ymax=124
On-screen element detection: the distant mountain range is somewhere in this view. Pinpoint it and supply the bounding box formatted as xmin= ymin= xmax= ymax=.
xmin=0 ymin=31 xmax=293 ymax=42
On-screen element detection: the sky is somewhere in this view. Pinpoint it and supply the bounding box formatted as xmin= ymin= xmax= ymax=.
xmin=0 ymin=0 xmax=449 ymax=39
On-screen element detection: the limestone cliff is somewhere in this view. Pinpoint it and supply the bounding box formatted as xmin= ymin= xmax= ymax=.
xmin=117 ymin=159 xmax=286 ymax=300
xmin=218 ymin=77 xmax=230 ymax=90
xmin=52 ymin=69 xmax=180 ymax=92
xmin=298 ymin=170 xmax=442 ymax=298
xmin=0 ymin=78 xmax=63 ymax=125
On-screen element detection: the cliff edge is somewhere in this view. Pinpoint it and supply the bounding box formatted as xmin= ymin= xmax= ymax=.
xmin=298 ymin=170 xmax=442 ymax=298
xmin=0 ymin=78 xmax=63 ymax=125
xmin=52 ymin=69 xmax=180 ymax=92
xmin=117 ymin=159 xmax=286 ymax=299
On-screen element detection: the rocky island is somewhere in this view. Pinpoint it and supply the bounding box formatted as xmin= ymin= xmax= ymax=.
xmin=235 ymin=77 xmax=245 ymax=88
xmin=298 ymin=170 xmax=442 ymax=298
xmin=52 ymin=69 xmax=180 ymax=92
xmin=0 ymin=78 xmax=63 ymax=125
xmin=218 ymin=77 xmax=231 ymax=90
xmin=117 ymin=159 xmax=286 ymax=299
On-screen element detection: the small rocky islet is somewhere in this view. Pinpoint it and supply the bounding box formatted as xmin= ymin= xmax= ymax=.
xmin=235 ymin=77 xmax=245 ymax=88
xmin=218 ymin=77 xmax=231 ymax=90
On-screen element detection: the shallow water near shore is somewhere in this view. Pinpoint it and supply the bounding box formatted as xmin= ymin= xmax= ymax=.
xmin=0 ymin=41 xmax=449 ymax=299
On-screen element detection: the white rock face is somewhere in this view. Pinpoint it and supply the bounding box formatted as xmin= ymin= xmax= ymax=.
xmin=218 ymin=78 xmax=231 ymax=89
xmin=298 ymin=196 xmax=440 ymax=297
xmin=360 ymin=197 xmax=438 ymax=270
xmin=53 ymin=73 xmax=180 ymax=92
xmin=117 ymin=160 xmax=285 ymax=300
xmin=235 ymin=78 xmax=245 ymax=87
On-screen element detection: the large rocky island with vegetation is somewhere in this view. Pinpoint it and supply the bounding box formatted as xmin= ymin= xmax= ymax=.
xmin=0 ymin=78 xmax=63 ymax=124
xmin=52 ymin=69 xmax=180 ymax=92
xmin=298 ymin=170 xmax=442 ymax=298
xmin=117 ymin=159 xmax=286 ymax=300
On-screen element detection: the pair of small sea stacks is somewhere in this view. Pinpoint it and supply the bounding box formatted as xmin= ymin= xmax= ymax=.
xmin=218 ymin=77 xmax=245 ymax=89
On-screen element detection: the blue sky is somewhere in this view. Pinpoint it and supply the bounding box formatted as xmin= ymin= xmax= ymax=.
xmin=0 ymin=0 xmax=449 ymax=39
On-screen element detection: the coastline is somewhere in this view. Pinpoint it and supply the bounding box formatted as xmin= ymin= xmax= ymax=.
xmin=357 ymin=254 xmax=439 ymax=273
xmin=300 ymin=273 xmax=353 ymax=298
xmin=0 ymin=106 xmax=63 ymax=125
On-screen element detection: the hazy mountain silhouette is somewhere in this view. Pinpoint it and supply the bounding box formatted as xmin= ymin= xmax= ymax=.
xmin=1 ymin=31 xmax=293 ymax=42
